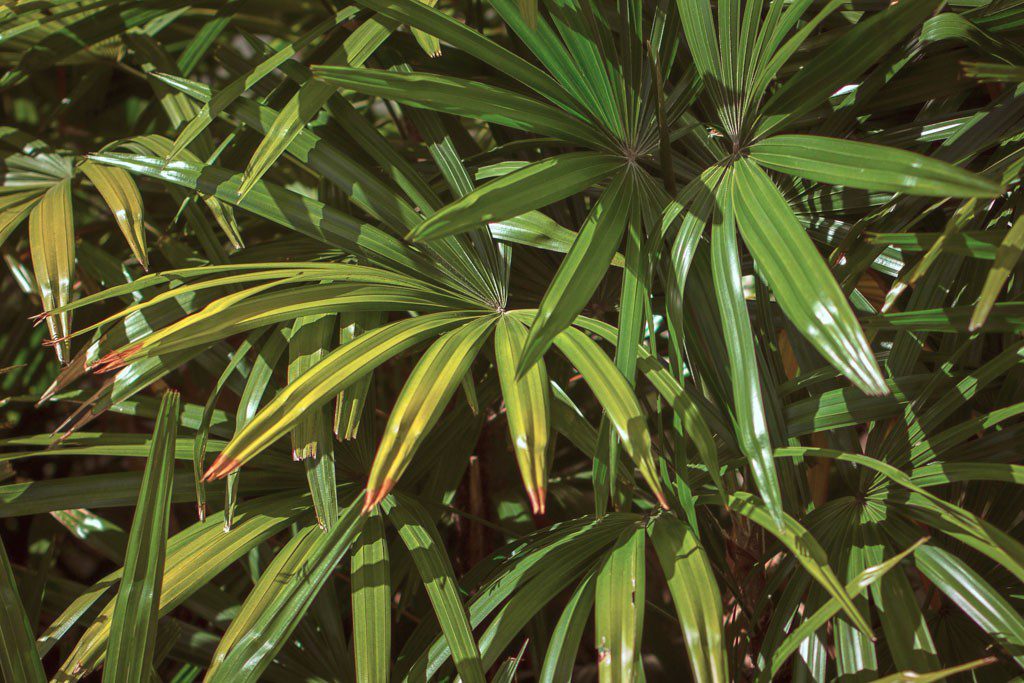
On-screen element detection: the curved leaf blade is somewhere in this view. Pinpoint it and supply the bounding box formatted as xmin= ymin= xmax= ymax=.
xmin=550 ymin=325 xmax=668 ymax=509
xmin=79 ymin=161 xmax=148 ymax=269
xmin=0 ymin=535 xmax=46 ymax=683
xmin=517 ymin=171 xmax=632 ymax=375
xmin=648 ymin=514 xmax=728 ymax=683
xmin=102 ymin=390 xmax=180 ymax=683
xmin=410 ymin=154 xmax=622 ymax=242
xmin=539 ymin=571 xmax=597 ymax=683
xmin=206 ymin=495 xmax=366 ymax=683
xmin=710 ymin=179 xmax=784 ymax=525
xmin=28 ymin=178 xmax=74 ymax=364
xmin=495 ymin=315 xmax=552 ymax=514
xmin=384 ymin=493 xmax=486 ymax=683
xmin=749 ymin=135 xmax=1001 ymax=198
xmin=732 ymin=158 xmax=886 ymax=395
xmin=365 ymin=315 xmax=497 ymax=509
xmin=205 ymin=312 xmax=476 ymax=479
xmin=728 ymin=491 xmax=875 ymax=638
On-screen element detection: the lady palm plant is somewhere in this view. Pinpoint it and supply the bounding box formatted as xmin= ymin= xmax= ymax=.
xmin=2 ymin=0 xmax=1024 ymax=680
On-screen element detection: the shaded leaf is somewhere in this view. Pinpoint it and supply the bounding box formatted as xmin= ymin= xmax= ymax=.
xmin=103 ymin=391 xmax=180 ymax=682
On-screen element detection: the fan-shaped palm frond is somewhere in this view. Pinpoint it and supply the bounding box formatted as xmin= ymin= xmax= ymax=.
xmin=3 ymin=1 xmax=1024 ymax=681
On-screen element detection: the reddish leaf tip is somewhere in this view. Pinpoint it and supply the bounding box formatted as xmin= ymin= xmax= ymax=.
xmin=360 ymin=490 xmax=376 ymax=515
xmin=90 ymin=343 xmax=143 ymax=373
xmin=526 ymin=487 xmax=541 ymax=515
xmin=202 ymin=457 xmax=236 ymax=482
xmin=361 ymin=478 xmax=395 ymax=514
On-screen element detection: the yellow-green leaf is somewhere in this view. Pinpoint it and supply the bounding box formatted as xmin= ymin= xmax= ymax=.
xmin=365 ymin=315 xmax=497 ymax=509
xmin=80 ymin=160 xmax=147 ymax=269
xmin=495 ymin=314 xmax=551 ymax=513
xmin=28 ymin=179 xmax=75 ymax=364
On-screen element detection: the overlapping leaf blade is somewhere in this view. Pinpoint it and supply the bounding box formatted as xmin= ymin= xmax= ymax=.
xmin=495 ymin=315 xmax=552 ymax=514
xmin=549 ymin=324 xmax=668 ymax=509
xmin=206 ymin=495 xmax=366 ymax=683
xmin=103 ymin=390 xmax=180 ymax=683
xmin=648 ymin=513 xmax=728 ymax=683
xmin=205 ymin=312 xmax=476 ymax=479
xmin=410 ymin=154 xmax=622 ymax=243
xmin=383 ymin=494 xmax=486 ymax=683
xmin=365 ymin=315 xmax=497 ymax=509
xmin=731 ymin=157 xmax=887 ymax=395
xmin=0 ymin=534 xmax=45 ymax=683
xmin=595 ymin=525 xmax=645 ymax=683
xmin=750 ymin=135 xmax=1001 ymax=198
xmin=28 ymin=178 xmax=74 ymax=363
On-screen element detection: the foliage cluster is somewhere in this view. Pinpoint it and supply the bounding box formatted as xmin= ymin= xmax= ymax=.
xmin=3 ymin=0 xmax=1024 ymax=680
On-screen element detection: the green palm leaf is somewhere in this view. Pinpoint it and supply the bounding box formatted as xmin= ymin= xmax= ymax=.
xmin=5 ymin=2 xmax=1024 ymax=680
